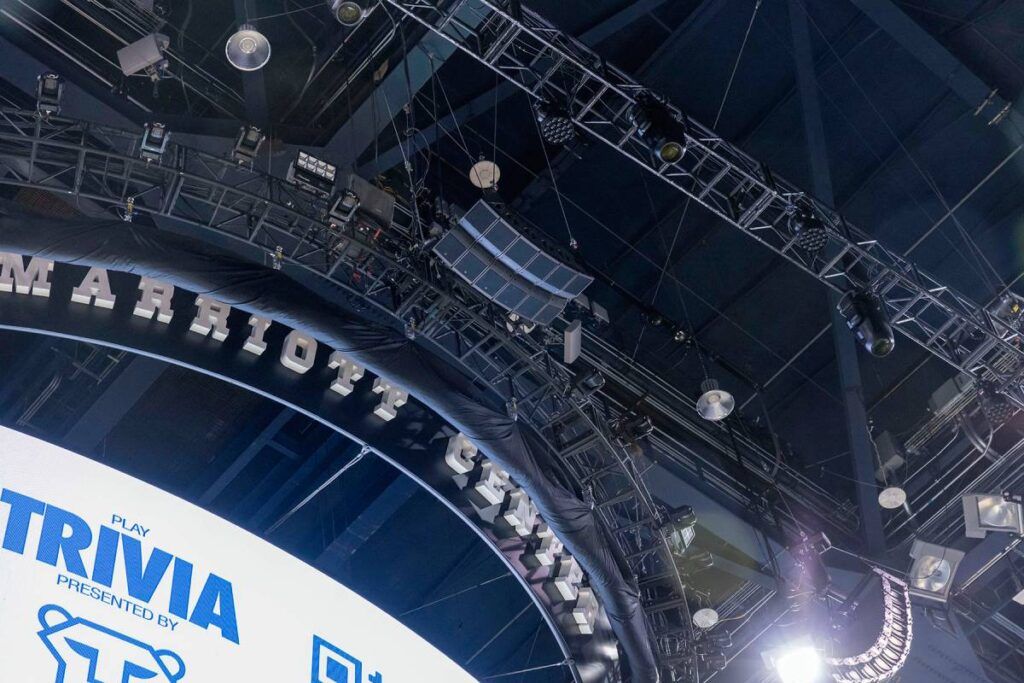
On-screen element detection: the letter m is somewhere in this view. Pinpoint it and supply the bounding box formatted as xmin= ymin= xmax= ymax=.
xmin=0 ymin=253 xmax=54 ymax=297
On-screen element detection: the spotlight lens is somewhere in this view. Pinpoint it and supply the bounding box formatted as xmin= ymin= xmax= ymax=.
xmin=872 ymin=337 xmax=895 ymax=357
xmin=978 ymin=495 xmax=1022 ymax=531
xmin=239 ymin=37 xmax=258 ymax=54
xmin=773 ymin=646 xmax=822 ymax=683
xmin=336 ymin=1 xmax=363 ymax=25
xmin=659 ymin=141 xmax=684 ymax=163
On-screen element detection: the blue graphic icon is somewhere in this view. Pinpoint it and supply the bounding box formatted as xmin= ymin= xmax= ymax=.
xmin=312 ymin=636 xmax=382 ymax=683
xmin=37 ymin=604 xmax=186 ymax=683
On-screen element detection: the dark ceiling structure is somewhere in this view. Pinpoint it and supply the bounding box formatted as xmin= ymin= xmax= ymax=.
xmin=2 ymin=0 xmax=1024 ymax=682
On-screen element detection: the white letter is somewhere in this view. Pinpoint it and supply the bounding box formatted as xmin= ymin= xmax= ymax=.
xmin=474 ymin=461 xmax=511 ymax=505
xmin=553 ymin=556 xmax=584 ymax=601
xmin=70 ymin=267 xmax=116 ymax=309
xmin=572 ymin=587 xmax=599 ymax=634
xmin=445 ymin=433 xmax=478 ymax=475
xmin=189 ymin=295 xmax=231 ymax=341
xmin=372 ymin=377 xmax=408 ymax=421
xmin=503 ymin=489 xmax=538 ymax=537
xmin=533 ymin=523 xmax=564 ymax=566
xmin=328 ymin=351 xmax=365 ymax=396
xmin=0 ymin=253 xmax=53 ymax=297
xmin=280 ymin=330 xmax=317 ymax=374
xmin=243 ymin=315 xmax=273 ymax=356
xmin=134 ymin=277 xmax=174 ymax=323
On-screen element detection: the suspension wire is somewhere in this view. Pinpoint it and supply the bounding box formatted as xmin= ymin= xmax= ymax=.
xmin=525 ymin=92 xmax=575 ymax=247
xmin=714 ymin=0 xmax=763 ymax=129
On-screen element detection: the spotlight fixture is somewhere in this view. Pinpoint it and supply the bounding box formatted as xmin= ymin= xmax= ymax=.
xmin=962 ymin=492 xmax=1024 ymax=538
xmin=572 ymin=366 xmax=605 ymax=396
xmin=664 ymin=505 xmax=697 ymax=557
xmin=787 ymin=207 xmax=829 ymax=253
xmin=328 ymin=189 xmax=360 ymax=226
xmin=696 ymin=379 xmax=734 ymax=422
xmin=629 ymin=94 xmax=686 ymax=164
xmin=826 ymin=569 xmax=913 ymax=683
xmin=907 ymin=539 xmax=964 ymax=603
xmin=232 ymin=124 xmax=265 ymax=164
xmin=139 ymin=122 xmax=169 ymax=162
xmin=612 ymin=412 xmax=653 ymax=448
xmin=468 ymin=158 xmax=501 ymax=190
xmin=535 ymin=101 xmax=576 ymax=145
xmin=226 ymin=24 xmax=271 ymax=72
xmin=332 ymin=0 xmax=366 ymax=27
xmin=979 ymin=381 xmax=1016 ymax=427
xmin=678 ymin=550 xmax=715 ymax=575
xmin=287 ymin=151 xmax=337 ymax=196
xmin=35 ymin=73 xmax=63 ymax=118
xmin=762 ymin=638 xmax=823 ymax=683
xmin=839 ymin=290 xmax=895 ymax=357
xmin=117 ymin=33 xmax=170 ymax=79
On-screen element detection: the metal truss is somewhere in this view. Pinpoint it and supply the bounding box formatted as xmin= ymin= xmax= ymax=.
xmin=380 ymin=0 xmax=1024 ymax=410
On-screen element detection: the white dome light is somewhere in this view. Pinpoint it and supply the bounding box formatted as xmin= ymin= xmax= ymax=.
xmin=696 ymin=378 xmax=734 ymax=422
xmin=226 ymin=25 xmax=271 ymax=72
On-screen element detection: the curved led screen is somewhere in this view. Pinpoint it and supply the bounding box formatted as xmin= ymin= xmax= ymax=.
xmin=0 ymin=426 xmax=476 ymax=682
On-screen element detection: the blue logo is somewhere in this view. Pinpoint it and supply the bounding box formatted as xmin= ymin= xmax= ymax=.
xmin=311 ymin=635 xmax=381 ymax=683
xmin=37 ymin=604 xmax=186 ymax=683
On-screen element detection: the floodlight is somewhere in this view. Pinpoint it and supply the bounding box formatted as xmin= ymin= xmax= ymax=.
xmin=839 ymin=290 xmax=895 ymax=357
xmin=232 ymin=124 xmax=265 ymax=164
xmin=36 ymin=73 xmax=63 ymax=117
xmin=226 ymin=25 xmax=271 ymax=72
xmin=665 ymin=506 xmax=697 ymax=557
xmin=332 ymin=0 xmax=366 ymax=26
xmin=763 ymin=639 xmax=822 ymax=683
xmin=117 ymin=33 xmax=170 ymax=78
xmin=287 ymin=151 xmax=337 ymax=196
xmin=613 ymin=412 xmax=653 ymax=448
xmin=535 ymin=102 xmax=576 ymax=145
xmin=787 ymin=207 xmax=829 ymax=253
xmin=878 ymin=486 xmax=907 ymax=510
xmin=329 ymin=189 xmax=360 ymax=226
xmin=572 ymin=367 xmax=604 ymax=396
xmin=696 ymin=379 xmax=734 ymax=422
xmin=962 ymin=492 xmax=1024 ymax=538
xmin=140 ymin=122 xmax=169 ymax=162
xmin=907 ymin=539 xmax=964 ymax=602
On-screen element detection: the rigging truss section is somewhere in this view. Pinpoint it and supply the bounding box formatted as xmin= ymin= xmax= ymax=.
xmin=380 ymin=0 xmax=1024 ymax=408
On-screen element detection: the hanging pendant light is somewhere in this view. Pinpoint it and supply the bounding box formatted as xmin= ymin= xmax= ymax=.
xmin=697 ymin=378 xmax=734 ymax=422
xmin=226 ymin=24 xmax=271 ymax=72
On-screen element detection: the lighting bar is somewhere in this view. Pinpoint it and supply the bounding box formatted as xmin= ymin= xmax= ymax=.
xmin=287 ymin=151 xmax=337 ymax=196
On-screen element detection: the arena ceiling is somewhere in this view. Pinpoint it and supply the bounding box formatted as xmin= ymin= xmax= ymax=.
xmin=2 ymin=1 xmax=1024 ymax=682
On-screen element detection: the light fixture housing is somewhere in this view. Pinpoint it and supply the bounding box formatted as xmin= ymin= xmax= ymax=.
xmin=762 ymin=638 xmax=823 ymax=683
xmin=664 ymin=505 xmax=697 ymax=557
xmin=629 ymin=95 xmax=686 ymax=165
xmin=839 ymin=290 xmax=895 ymax=357
xmin=287 ymin=151 xmax=337 ymax=196
xmin=612 ymin=412 xmax=653 ymax=448
xmin=535 ymin=101 xmax=576 ymax=145
xmin=693 ymin=608 xmax=719 ymax=629
xmin=140 ymin=122 xmax=169 ymax=162
xmin=226 ymin=24 xmax=271 ymax=72
xmin=787 ymin=207 xmax=829 ymax=253
xmin=328 ymin=189 xmax=361 ymax=226
xmin=572 ymin=366 xmax=605 ymax=396
xmin=962 ymin=492 xmax=1024 ymax=538
xmin=696 ymin=378 xmax=734 ymax=422
xmin=36 ymin=73 xmax=63 ymax=117
xmin=232 ymin=124 xmax=265 ymax=164
xmin=907 ymin=539 xmax=964 ymax=602
xmin=878 ymin=486 xmax=907 ymax=510
xmin=332 ymin=0 xmax=366 ymax=27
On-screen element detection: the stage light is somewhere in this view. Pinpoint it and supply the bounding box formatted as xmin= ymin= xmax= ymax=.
xmin=629 ymin=95 xmax=685 ymax=165
xmin=763 ymin=640 xmax=822 ymax=683
xmin=679 ymin=550 xmax=715 ymax=575
xmin=613 ymin=412 xmax=653 ymax=448
xmin=839 ymin=290 xmax=895 ymax=357
xmin=117 ymin=33 xmax=170 ymax=79
xmin=332 ymin=0 xmax=366 ymax=26
xmin=979 ymin=381 xmax=1016 ymax=426
xmin=572 ymin=367 xmax=605 ymax=396
xmin=696 ymin=379 xmax=734 ymax=422
xmin=907 ymin=540 xmax=963 ymax=602
xmin=287 ymin=151 xmax=337 ymax=196
xmin=232 ymin=125 xmax=265 ymax=164
xmin=36 ymin=73 xmax=63 ymax=118
xmin=329 ymin=189 xmax=360 ymax=226
xmin=787 ymin=207 xmax=829 ymax=253
xmin=878 ymin=486 xmax=906 ymax=510
xmin=226 ymin=25 xmax=271 ymax=72
xmin=693 ymin=608 xmax=719 ymax=629
xmin=664 ymin=505 xmax=697 ymax=557
xmin=468 ymin=158 xmax=501 ymax=190
xmin=140 ymin=122 xmax=169 ymax=162
xmin=535 ymin=102 xmax=576 ymax=145
xmin=962 ymin=492 xmax=1024 ymax=538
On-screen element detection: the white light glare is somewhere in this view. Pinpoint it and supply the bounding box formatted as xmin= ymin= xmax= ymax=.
xmin=774 ymin=645 xmax=823 ymax=683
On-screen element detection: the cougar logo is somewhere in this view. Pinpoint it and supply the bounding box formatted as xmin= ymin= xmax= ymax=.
xmin=37 ymin=605 xmax=186 ymax=683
